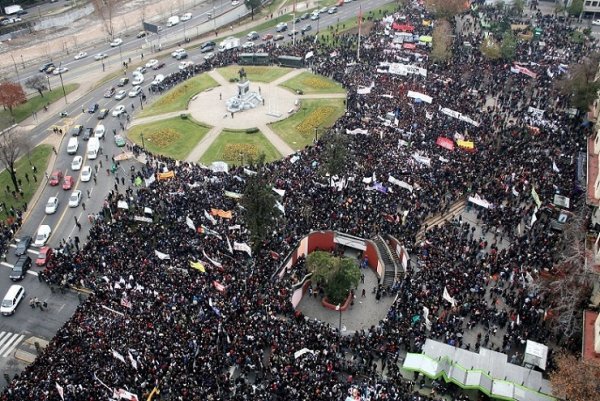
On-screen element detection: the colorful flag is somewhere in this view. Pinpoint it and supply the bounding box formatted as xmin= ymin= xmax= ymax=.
xmin=204 ymin=210 xmax=217 ymax=225
xmin=120 ymin=298 xmax=132 ymax=309
xmin=213 ymin=280 xmax=226 ymax=293
xmin=210 ymin=209 xmax=233 ymax=219
xmin=189 ymin=261 xmax=206 ymax=273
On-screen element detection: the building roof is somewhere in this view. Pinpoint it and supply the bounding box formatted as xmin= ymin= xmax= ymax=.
xmin=582 ymin=310 xmax=600 ymax=366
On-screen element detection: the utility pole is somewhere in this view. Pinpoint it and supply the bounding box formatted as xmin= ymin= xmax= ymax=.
xmin=58 ymin=63 xmax=67 ymax=104
xmin=10 ymin=55 xmax=20 ymax=83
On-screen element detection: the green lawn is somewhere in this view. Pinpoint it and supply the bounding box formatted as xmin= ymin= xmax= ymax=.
xmin=280 ymin=71 xmax=346 ymax=94
xmin=0 ymin=145 xmax=52 ymax=221
xmin=138 ymin=74 xmax=219 ymax=117
xmin=0 ymin=84 xmax=79 ymax=129
xmin=127 ymin=117 xmax=211 ymax=160
xmin=199 ymin=129 xmax=281 ymax=166
xmin=269 ymin=98 xmax=345 ymax=150
xmin=217 ymin=66 xmax=292 ymax=83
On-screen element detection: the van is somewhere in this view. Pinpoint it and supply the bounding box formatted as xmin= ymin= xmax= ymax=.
xmin=67 ymin=137 xmax=79 ymax=155
xmin=1 ymin=285 xmax=25 ymax=315
xmin=167 ymin=16 xmax=180 ymax=27
xmin=87 ymin=137 xmax=100 ymax=160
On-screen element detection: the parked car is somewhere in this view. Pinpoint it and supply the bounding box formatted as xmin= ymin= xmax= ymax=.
xmin=262 ymin=33 xmax=273 ymax=41
xmin=88 ymin=103 xmax=99 ymax=113
xmin=593 ymin=19 xmax=600 ymax=26
xmin=110 ymin=38 xmax=123 ymax=47
xmin=104 ymin=87 xmax=116 ymax=98
xmin=69 ymin=125 xmax=83 ymax=137
xmin=94 ymin=53 xmax=108 ymax=60
xmin=301 ymin=24 xmax=312 ymax=33
xmin=45 ymin=196 xmax=59 ymax=214
xmin=300 ymin=13 xmax=309 ymax=20
xmin=74 ymin=51 xmax=87 ymax=60
xmin=97 ymin=108 xmax=109 ymax=119
xmin=276 ymin=22 xmax=288 ymax=32
xmin=62 ymin=176 xmax=74 ymax=190
xmin=117 ymin=77 xmax=129 ymax=86
xmin=81 ymin=166 xmax=92 ymax=182
xmin=95 ymin=124 xmax=106 ymax=138
xmin=45 ymin=65 xmax=56 ymax=74
xmin=49 ymin=170 xmax=63 ymax=186
xmin=69 ymin=190 xmax=82 ymax=207
xmin=128 ymin=86 xmax=142 ymax=97
xmin=178 ymin=61 xmax=193 ymax=70
xmin=288 ymin=30 xmax=299 ymax=37
xmin=14 ymin=236 xmax=31 ymax=257
xmin=135 ymin=66 xmax=147 ymax=74
xmin=200 ymin=41 xmax=216 ymax=53
xmin=136 ymin=31 xmax=147 ymax=38
xmin=247 ymin=31 xmax=259 ymax=40
xmin=10 ymin=256 xmax=31 ymax=281
xmin=310 ymin=13 xmax=320 ymax=20
xmin=328 ymin=6 xmax=337 ymax=14
xmin=171 ymin=48 xmax=186 ymax=58
xmin=0 ymin=285 xmax=25 ymax=316
xmin=242 ymin=41 xmax=254 ymax=49
xmin=132 ymin=74 xmax=144 ymax=85
xmin=204 ymin=52 xmax=215 ymax=61
xmin=319 ymin=6 xmax=329 ymax=13
xmin=112 ymin=105 xmax=126 ymax=116
xmin=34 ymin=225 xmax=52 ymax=247
xmin=71 ymin=156 xmax=83 ymax=171
xmin=35 ymin=246 xmax=53 ymax=266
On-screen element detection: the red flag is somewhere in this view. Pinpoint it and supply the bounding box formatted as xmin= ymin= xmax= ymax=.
xmin=270 ymin=250 xmax=280 ymax=260
xmin=213 ymin=280 xmax=226 ymax=293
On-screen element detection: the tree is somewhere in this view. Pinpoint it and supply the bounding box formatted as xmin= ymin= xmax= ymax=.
xmin=511 ymin=0 xmax=525 ymax=16
xmin=500 ymin=30 xmax=517 ymax=60
xmin=479 ymin=36 xmax=501 ymax=60
xmin=549 ymin=352 xmax=600 ymax=401
xmin=557 ymin=52 xmax=600 ymax=111
xmin=241 ymin=154 xmax=279 ymax=251
xmin=431 ymin=19 xmax=453 ymax=62
xmin=567 ymin=0 xmax=584 ymax=17
xmin=24 ymin=74 xmax=48 ymax=98
xmin=307 ymin=251 xmax=361 ymax=304
xmin=321 ymin=131 xmax=349 ymax=184
xmin=0 ymin=127 xmax=27 ymax=193
xmin=422 ymin=0 xmax=466 ymax=19
xmin=245 ymin=0 xmax=261 ymax=21
xmin=0 ymin=82 xmax=26 ymax=116
xmin=91 ymin=0 xmax=119 ymax=39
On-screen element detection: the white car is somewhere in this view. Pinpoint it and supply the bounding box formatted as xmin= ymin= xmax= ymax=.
xmin=112 ymin=105 xmax=126 ymax=116
xmin=94 ymin=53 xmax=108 ymax=60
xmin=181 ymin=12 xmax=192 ymax=21
xmin=204 ymin=52 xmax=215 ymax=61
xmin=53 ymin=67 xmax=68 ymax=75
xmin=231 ymin=0 xmax=240 ymax=5
xmin=45 ymin=197 xmax=59 ymax=214
xmin=81 ymin=166 xmax=92 ymax=182
xmin=128 ymin=86 xmax=142 ymax=97
xmin=328 ymin=6 xmax=337 ymax=14
xmin=242 ymin=41 xmax=254 ymax=49
xmin=593 ymin=19 xmax=600 ymax=26
xmin=69 ymin=190 xmax=82 ymax=208
xmin=115 ymin=90 xmax=127 ymax=100
xmin=132 ymin=74 xmax=144 ymax=85
xmin=95 ymin=124 xmax=106 ymax=138
xmin=319 ymin=6 xmax=328 ymax=13
xmin=171 ymin=48 xmax=186 ymax=58
xmin=74 ymin=51 xmax=87 ymax=60
xmin=178 ymin=61 xmax=193 ymax=70
xmin=145 ymin=59 xmax=159 ymax=69
xmin=71 ymin=156 xmax=83 ymax=171
xmin=151 ymin=74 xmax=165 ymax=85
xmin=135 ymin=66 xmax=147 ymax=74
xmin=110 ymin=38 xmax=123 ymax=47
xmin=34 ymin=225 xmax=51 ymax=247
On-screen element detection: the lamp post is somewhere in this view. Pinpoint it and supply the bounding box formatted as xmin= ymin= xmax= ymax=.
xmin=139 ymin=92 xmax=144 ymax=110
xmin=20 ymin=55 xmax=24 ymax=69
xmin=336 ymin=304 xmax=342 ymax=334
xmin=10 ymin=55 xmax=20 ymax=83
xmin=46 ymin=75 xmax=52 ymax=91
xmin=140 ymin=132 xmax=145 ymax=149
xmin=58 ymin=62 xmax=67 ymax=104
xmin=314 ymin=126 xmax=319 ymax=143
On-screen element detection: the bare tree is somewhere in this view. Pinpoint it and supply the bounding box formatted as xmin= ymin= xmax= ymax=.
xmin=24 ymin=74 xmax=49 ymax=98
xmin=556 ymin=52 xmax=600 ymax=112
xmin=431 ymin=19 xmax=453 ymax=62
xmin=550 ymin=351 xmax=600 ymax=401
xmin=422 ymin=0 xmax=466 ymax=19
xmin=91 ymin=0 xmax=119 ymax=39
xmin=0 ymin=127 xmax=28 ymax=193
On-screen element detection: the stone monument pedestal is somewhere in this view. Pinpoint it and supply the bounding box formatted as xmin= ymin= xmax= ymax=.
xmin=226 ymin=78 xmax=263 ymax=113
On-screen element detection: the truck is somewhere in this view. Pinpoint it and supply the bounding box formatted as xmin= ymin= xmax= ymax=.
xmin=4 ymin=5 xmax=23 ymax=15
xmin=167 ymin=16 xmax=180 ymax=27
xmin=218 ymin=36 xmax=240 ymax=52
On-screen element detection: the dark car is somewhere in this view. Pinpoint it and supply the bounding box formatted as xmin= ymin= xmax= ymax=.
xmin=117 ymin=77 xmax=129 ymax=87
xmin=301 ymin=24 xmax=312 ymax=33
xmin=97 ymin=108 xmax=109 ymax=119
xmin=83 ymin=128 xmax=93 ymax=141
xmin=39 ymin=62 xmax=55 ymax=73
xmin=300 ymin=13 xmax=309 ymax=20
xmin=88 ymin=103 xmax=99 ymax=113
xmin=200 ymin=41 xmax=216 ymax=53
xmin=10 ymin=255 xmax=31 ymax=281
xmin=136 ymin=31 xmax=147 ymax=38
xmin=152 ymin=62 xmax=166 ymax=70
xmin=69 ymin=124 xmax=83 ymax=136
xmin=14 ymin=236 xmax=31 ymax=257
xmin=16 ymin=10 xmax=28 ymax=16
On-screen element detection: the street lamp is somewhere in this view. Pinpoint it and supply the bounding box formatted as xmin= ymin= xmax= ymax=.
xmin=314 ymin=126 xmax=319 ymax=143
xmin=10 ymin=55 xmax=20 ymax=83
xmin=336 ymin=304 xmax=342 ymax=334
xmin=58 ymin=62 xmax=68 ymax=104
xmin=46 ymin=75 xmax=52 ymax=91
xmin=138 ymin=92 xmax=144 ymax=110
xmin=140 ymin=132 xmax=145 ymax=149
xmin=20 ymin=55 xmax=24 ymax=69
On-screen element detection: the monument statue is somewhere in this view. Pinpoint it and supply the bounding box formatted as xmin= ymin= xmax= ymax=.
xmin=225 ymin=68 xmax=263 ymax=113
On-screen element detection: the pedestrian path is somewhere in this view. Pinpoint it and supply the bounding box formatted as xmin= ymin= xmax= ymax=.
xmin=0 ymin=332 xmax=26 ymax=359
xmin=128 ymin=111 xmax=186 ymax=128
xmin=270 ymin=68 xmax=305 ymax=86
xmin=257 ymin=123 xmax=295 ymax=157
xmin=185 ymin=126 xmax=222 ymax=163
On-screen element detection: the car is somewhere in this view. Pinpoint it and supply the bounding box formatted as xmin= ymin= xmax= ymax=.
xmin=151 ymin=74 xmax=165 ymax=85
xmin=171 ymin=48 xmax=186 ymax=58
xmin=593 ymin=19 xmax=600 ymax=26
xmin=69 ymin=190 xmax=82 ymax=208
xmin=200 ymin=41 xmax=216 ymax=53
xmin=328 ymin=6 xmax=337 ymax=14
xmin=242 ymin=41 xmax=254 ymax=49
xmin=97 ymin=108 xmax=109 ymax=119
xmin=10 ymin=256 xmax=31 ymax=281
xmin=104 ymin=86 xmax=116 ymax=98
xmin=49 ymin=170 xmax=63 ymax=186
xmin=95 ymin=124 xmax=106 ymax=138
xmin=45 ymin=65 xmax=56 ymax=74
xmin=310 ymin=13 xmax=320 ymax=20
xmin=117 ymin=77 xmax=129 ymax=86
xmin=344 ymin=0 xmax=352 ymax=2
xmin=132 ymin=74 xmax=144 ymax=85
xmin=145 ymin=59 xmax=159 ymax=69
xmin=300 ymin=13 xmax=309 ymax=20
xmin=1 ymin=285 xmax=25 ymax=316
xmin=83 ymin=128 xmax=93 ymax=141
xmin=178 ymin=61 xmax=193 ymax=70
xmin=136 ymin=30 xmax=147 ymax=38
xmin=288 ymin=30 xmax=299 ymax=37
xmin=115 ymin=135 xmax=126 ymax=147
xmin=247 ymin=31 xmax=259 ymax=40
xmin=69 ymin=125 xmax=83 ymax=136
xmin=71 ymin=156 xmax=83 ymax=171
xmin=34 ymin=225 xmax=51 ymax=247
xmin=128 ymin=86 xmax=142 ymax=97
xmin=110 ymin=38 xmax=123 ymax=47
xmin=174 ymin=51 xmax=188 ymax=60
xmin=53 ymin=67 xmax=68 ymax=75
xmin=45 ymin=196 xmax=59 ymax=214
xmin=262 ymin=33 xmax=273 ymax=41
xmin=274 ymin=34 xmax=285 ymax=41
xmin=115 ymin=90 xmax=127 ymax=100
xmin=39 ymin=62 xmax=55 ymax=72
xmin=94 ymin=53 xmax=108 ymax=60
xmin=88 ymin=103 xmax=99 ymax=113
xmin=204 ymin=52 xmax=215 ymax=61
xmin=62 ymin=176 xmax=74 ymax=190
xmin=135 ymin=66 xmax=147 ymax=74
xmin=16 ymin=10 xmax=27 ymax=16
xmin=319 ymin=6 xmax=329 ymax=13
xmin=276 ymin=22 xmax=288 ymax=32
xmin=301 ymin=24 xmax=312 ymax=33
xmin=35 ymin=246 xmax=53 ymax=266
xmin=112 ymin=105 xmax=126 ymax=116
xmin=74 ymin=51 xmax=87 ymax=60
xmin=81 ymin=166 xmax=92 ymax=182
xmin=14 ymin=236 xmax=31 ymax=257
xmin=152 ymin=61 xmax=166 ymax=70
xmin=231 ymin=0 xmax=240 ymax=5
xmin=181 ymin=12 xmax=192 ymax=21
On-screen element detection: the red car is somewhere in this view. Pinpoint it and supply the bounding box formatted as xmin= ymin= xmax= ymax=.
xmin=49 ymin=170 xmax=63 ymax=186
xmin=35 ymin=246 xmax=53 ymax=266
xmin=262 ymin=33 xmax=273 ymax=41
xmin=62 ymin=175 xmax=74 ymax=190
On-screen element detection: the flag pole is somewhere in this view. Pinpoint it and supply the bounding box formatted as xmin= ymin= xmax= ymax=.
xmin=357 ymin=6 xmax=362 ymax=61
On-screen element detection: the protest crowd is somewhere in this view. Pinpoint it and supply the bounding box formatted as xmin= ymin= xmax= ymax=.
xmin=1 ymin=1 xmax=594 ymax=400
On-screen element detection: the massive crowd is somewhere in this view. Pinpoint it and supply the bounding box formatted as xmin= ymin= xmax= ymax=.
xmin=1 ymin=1 xmax=594 ymax=400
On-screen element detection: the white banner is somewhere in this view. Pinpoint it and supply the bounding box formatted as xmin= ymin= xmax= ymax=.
xmin=154 ymin=250 xmax=170 ymax=260
xmin=203 ymin=251 xmax=223 ymax=268
xmin=388 ymin=175 xmax=413 ymax=192
xmin=357 ymin=82 xmax=374 ymax=95
xmin=210 ymin=162 xmax=229 ymax=173
xmin=468 ymin=195 xmax=492 ymax=209
xmin=186 ymin=216 xmax=195 ymax=230
xmin=234 ymin=241 xmax=252 ymax=256
xmin=440 ymin=107 xmax=480 ymax=127
xmin=377 ymin=62 xmax=427 ymax=77
xmin=443 ymin=286 xmax=456 ymax=307
xmin=243 ymin=168 xmax=257 ymax=176
xmin=407 ymin=90 xmax=433 ymax=104
xmin=204 ymin=210 xmax=217 ymax=225
xmin=294 ymin=348 xmax=315 ymax=359
xmin=144 ymin=174 xmax=156 ymax=187
xmin=272 ymin=187 xmax=286 ymax=197
xmin=412 ymin=153 xmax=431 ymax=167
xmin=346 ymin=128 xmax=369 ymax=136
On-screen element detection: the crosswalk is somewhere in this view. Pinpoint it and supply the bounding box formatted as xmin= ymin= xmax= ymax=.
xmin=0 ymin=332 xmax=25 ymax=358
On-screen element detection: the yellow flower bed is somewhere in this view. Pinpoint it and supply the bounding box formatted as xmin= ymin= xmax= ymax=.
xmin=223 ymin=143 xmax=259 ymax=160
xmin=146 ymin=129 xmax=182 ymax=148
xmin=296 ymin=107 xmax=335 ymax=136
xmin=156 ymin=84 xmax=190 ymax=106
xmin=302 ymin=76 xmax=336 ymax=90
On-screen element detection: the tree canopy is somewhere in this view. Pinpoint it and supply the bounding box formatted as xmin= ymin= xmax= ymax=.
xmin=557 ymin=52 xmax=600 ymax=111
xmin=422 ymin=0 xmax=466 ymax=19
xmin=0 ymin=82 xmax=26 ymax=116
xmin=550 ymin=352 xmax=600 ymax=401
xmin=25 ymin=74 xmax=49 ymax=98
xmin=431 ymin=19 xmax=453 ymax=62
xmin=307 ymin=251 xmax=360 ymax=305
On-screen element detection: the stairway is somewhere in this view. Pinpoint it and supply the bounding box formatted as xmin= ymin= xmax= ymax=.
xmin=373 ymin=235 xmax=398 ymax=287
xmin=415 ymin=198 xmax=467 ymax=243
